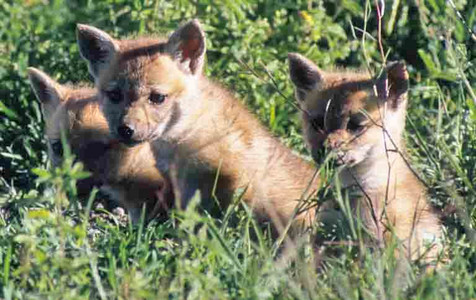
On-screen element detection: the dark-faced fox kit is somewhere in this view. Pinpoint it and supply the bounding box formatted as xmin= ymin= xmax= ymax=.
xmin=76 ymin=20 xmax=320 ymax=231
xmin=28 ymin=68 xmax=171 ymax=222
xmin=288 ymin=53 xmax=443 ymax=262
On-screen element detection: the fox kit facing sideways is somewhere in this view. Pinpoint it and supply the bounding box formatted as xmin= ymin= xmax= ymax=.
xmin=28 ymin=68 xmax=171 ymax=222
xmin=288 ymin=53 xmax=443 ymax=262
xmin=76 ymin=20 xmax=320 ymax=231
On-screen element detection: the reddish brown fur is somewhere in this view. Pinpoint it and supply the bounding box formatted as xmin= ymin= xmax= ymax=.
xmin=162 ymin=79 xmax=320 ymax=228
xmin=28 ymin=68 xmax=171 ymax=222
xmin=77 ymin=21 xmax=321 ymax=232
xmin=289 ymin=54 xmax=443 ymax=263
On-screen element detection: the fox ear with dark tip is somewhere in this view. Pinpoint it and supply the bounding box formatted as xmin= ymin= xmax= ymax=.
xmin=166 ymin=19 xmax=206 ymax=76
xmin=377 ymin=61 xmax=409 ymax=109
xmin=76 ymin=24 xmax=119 ymax=80
xmin=27 ymin=67 xmax=63 ymax=120
xmin=288 ymin=53 xmax=323 ymax=101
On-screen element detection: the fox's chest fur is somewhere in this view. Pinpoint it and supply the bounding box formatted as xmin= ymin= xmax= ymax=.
xmin=149 ymin=80 xmax=320 ymax=226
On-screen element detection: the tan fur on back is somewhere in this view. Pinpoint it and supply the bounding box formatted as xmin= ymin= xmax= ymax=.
xmin=167 ymin=79 xmax=320 ymax=227
xmin=94 ymin=34 xmax=321 ymax=232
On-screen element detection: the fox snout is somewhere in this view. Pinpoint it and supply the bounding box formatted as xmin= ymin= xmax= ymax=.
xmin=117 ymin=124 xmax=135 ymax=141
xmin=115 ymin=123 xmax=145 ymax=146
xmin=114 ymin=118 xmax=152 ymax=145
xmin=325 ymin=129 xmax=349 ymax=150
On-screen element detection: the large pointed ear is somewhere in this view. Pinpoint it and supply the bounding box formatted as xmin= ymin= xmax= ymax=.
xmin=27 ymin=67 xmax=63 ymax=120
xmin=377 ymin=61 xmax=409 ymax=108
xmin=288 ymin=53 xmax=323 ymax=101
xmin=166 ymin=19 xmax=206 ymax=75
xmin=76 ymin=24 xmax=119 ymax=79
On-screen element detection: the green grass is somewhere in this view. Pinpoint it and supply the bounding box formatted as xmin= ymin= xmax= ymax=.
xmin=1 ymin=0 xmax=475 ymax=299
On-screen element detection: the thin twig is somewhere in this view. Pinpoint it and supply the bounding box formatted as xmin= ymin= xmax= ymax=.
xmin=374 ymin=0 xmax=387 ymax=66
xmin=234 ymin=56 xmax=310 ymax=118
xmin=447 ymin=0 xmax=476 ymax=41
xmin=373 ymin=0 xmax=393 ymax=232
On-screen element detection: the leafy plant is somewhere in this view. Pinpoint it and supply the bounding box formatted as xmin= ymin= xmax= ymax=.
xmin=0 ymin=0 xmax=475 ymax=298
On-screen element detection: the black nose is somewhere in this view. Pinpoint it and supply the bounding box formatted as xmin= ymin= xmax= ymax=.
xmin=117 ymin=125 xmax=134 ymax=140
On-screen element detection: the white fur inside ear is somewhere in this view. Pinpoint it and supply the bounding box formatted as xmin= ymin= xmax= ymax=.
xmin=28 ymin=68 xmax=60 ymax=101
xmin=166 ymin=19 xmax=206 ymax=75
xmin=288 ymin=53 xmax=323 ymax=99
xmin=76 ymin=24 xmax=118 ymax=80
xmin=28 ymin=68 xmax=63 ymax=120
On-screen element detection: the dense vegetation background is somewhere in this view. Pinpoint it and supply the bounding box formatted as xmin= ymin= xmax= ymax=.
xmin=0 ymin=0 xmax=475 ymax=298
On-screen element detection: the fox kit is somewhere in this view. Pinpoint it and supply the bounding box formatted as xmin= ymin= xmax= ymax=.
xmin=288 ymin=53 xmax=443 ymax=262
xmin=28 ymin=68 xmax=171 ymax=222
xmin=75 ymin=20 xmax=320 ymax=231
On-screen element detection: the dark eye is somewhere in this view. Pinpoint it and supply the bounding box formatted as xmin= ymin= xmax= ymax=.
xmin=347 ymin=119 xmax=361 ymax=131
xmin=347 ymin=113 xmax=368 ymax=133
xmin=310 ymin=117 xmax=325 ymax=132
xmin=106 ymin=90 xmax=122 ymax=103
xmin=50 ymin=140 xmax=63 ymax=156
xmin=149 ymin=92 xmax=167 ymax=105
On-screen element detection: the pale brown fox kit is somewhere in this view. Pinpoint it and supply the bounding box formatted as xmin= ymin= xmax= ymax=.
xmin=28 ymin=68 xmax=171 ymax=222
xmin=288 ymin=53 xmax=443 ymax=261
xmin=75 ymin=20 xmax=320 ymax=230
